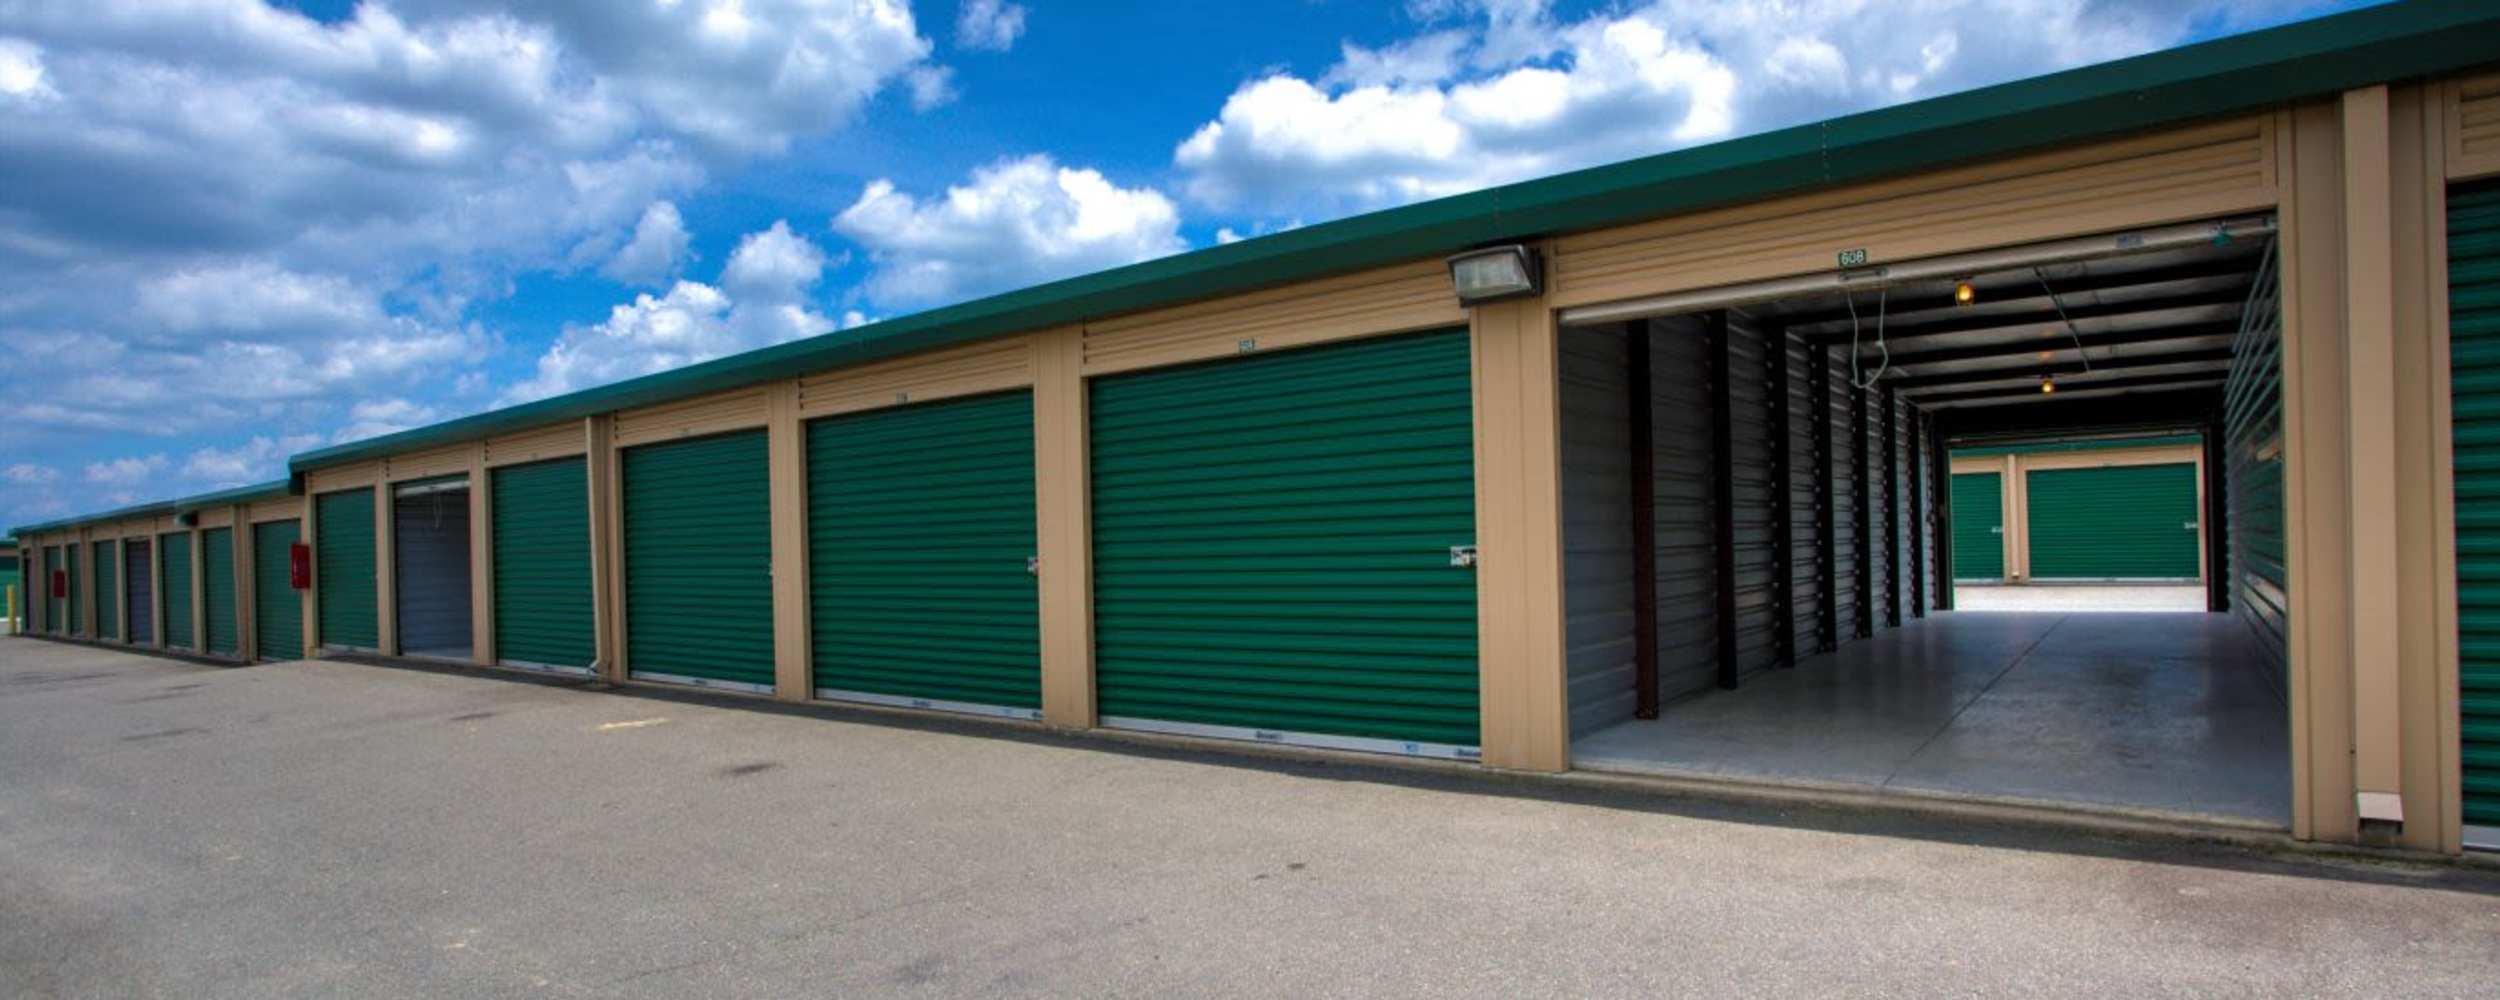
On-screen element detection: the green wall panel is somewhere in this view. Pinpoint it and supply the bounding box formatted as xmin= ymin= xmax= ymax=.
xmin=807 ymin=390 xmax=1039 ymax=711
xmin=492 ymin=457 xmax=595 ymax=669
xmin=202 ymin=529 xmax=238 ymax=655
xmin=316 ymin=488 xmax=378 ymax=649
xmin=1090 ymin=329 xmax=1480 ymax=748
xmin=1949 ymin=472 xmax=2005 ymax=581
xmin=91 ymin=539 xmax=117 ymax=641
xmin=253 ymin=520 xmax=303 ymax=661
xmin=2447 ymin=180 xmax=2500 ymax=832
xmin=160 ymin=532 xmax=193 ymax=649
xmin=623 ymin=430 xmax=772 ymax=688
xmin=2024 ymin=464 xmax=2200 ymax=580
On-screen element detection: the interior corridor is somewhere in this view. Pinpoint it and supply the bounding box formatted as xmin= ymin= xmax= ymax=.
xmin=1571 ymin=611 xmax=2290 ymax=826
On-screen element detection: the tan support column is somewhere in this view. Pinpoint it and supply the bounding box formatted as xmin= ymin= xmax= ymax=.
xmin=235 ymin=508 xmax=259 ymax=662
xmin=2342 ymin=85 xmax=2406 ymax=830
xmin=301 ymin=492 xmax=321 ymax=651
xmin=111 ymin=536 xmax=128 ymax=643
xmin=1471 ymin=291 xmax=1570 ymax=772
xmin=2280 ymin=101 xmax=2358 ymax=843
xmin=585 ymin=415 xmax=622 ymax=681
xmin=470 ymin=447 xmax=495 ymax=666
xmin=2386 ymin=83 xmax=2456 ymax=853
xmin=768 ymin=380 xmax=812 ymax=702
xmin=2002 ymin=454 xmax=2025 ymax=581
xmin=1033 ymin=326 xmax=1096 ymax=729
xmin=374 ymin=478 xmax=396 ymax=655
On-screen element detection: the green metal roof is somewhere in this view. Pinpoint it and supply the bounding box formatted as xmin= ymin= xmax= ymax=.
xmin=8 ymin=480 xmax=293 ymax=538
xmin=19 ymin=0 xmax=2500 ymax=536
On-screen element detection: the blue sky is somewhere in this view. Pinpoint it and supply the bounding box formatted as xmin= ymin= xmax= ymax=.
xmin=0 ymin=0 xmax=2372 ymax=529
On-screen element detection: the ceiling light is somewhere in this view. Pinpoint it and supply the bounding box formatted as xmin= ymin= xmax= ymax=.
xmin=1447 ymin=245 xmax=1543 ymax=306
xmin=1954 ymin=280 xmax=1976 ymax=306
xmin=2040 ymin=376 xmax=2057 ymax=395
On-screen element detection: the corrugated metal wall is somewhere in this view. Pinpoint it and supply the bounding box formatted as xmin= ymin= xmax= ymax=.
xmin=315 ymin=488 xmax=378 ymax=650
xmin=1785 ymin=333 xmax=1826 ymax=656
xmin=2223 ymin=240 xmax=2287 ymax=693
xmin=2445 ymin=179 xmax=2500 ymax=831
xmin=159 ymin=533 xmax=192 ymax=649
xmin=1892 ymin=393 xmax=1914 ymax=621
xmin=1830 ymin=361 xmax=1863 ymax=639
xmin=1724 ymin=310 xmax=1780 ymax=678
xmin=123 ymin=539 xmax=152 ymax=645
xmin=1648 ymin=315 xmax=1720 ymax=701
xmin=1559 ymin=328 xmax=1639 ymax=737
xmin=392 ymin=482 xmax=473 ymax=659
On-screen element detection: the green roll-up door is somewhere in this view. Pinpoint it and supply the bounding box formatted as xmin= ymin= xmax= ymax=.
xmin=2447 ymin=180 xmax=2500 ymax=840
xmin=492 ymin=457 xmax=595 ymax=670
xmin=623 ymin=429 xmax=772 ymax=689
xmin=253 ymin=520 xmax=303 ymax=662
xmin=1949 ymin=472 xmax=2005 ymax=581
xmin=91 ymin=540 xmax=117 ymax=641
xmin=315 ymin=488 xmax=378 ymax=649
xmin=202 ymin=528 xmax=238 ymax=655
xmin=2024 ymin=464 xmax=2200 ymax=580
xmin=160 ymin=532 xmax=193 ymax=649
xmin=1091 ymin=329 xmax=1480 ymax=753
xmin=807 ymin=390 xmax=1040 ymax=714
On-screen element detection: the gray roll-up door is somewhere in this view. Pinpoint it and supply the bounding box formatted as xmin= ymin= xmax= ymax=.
xmin=394 ymin=477 xmax=473 ymax=660
xmin=1647 ymin=315 xmax=1718 ymax=701
xmin=1785 ymin=331 xmax=1825 ymax=655
xmin=1828 ymin=359 xmax=1861 ymax=640
xmin=1559 ymin=327 xmax=1637 ymax=738
xmin=160 ymin=532 xmax=193 ymax=649
xmin=124 ymin=539 xmax=153 ymax=646
xmin=1725 ymin=310 xmax=1778 ymax=677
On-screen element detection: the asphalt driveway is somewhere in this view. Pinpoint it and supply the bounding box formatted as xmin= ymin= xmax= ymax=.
xmin=2 ymin=638 xmax=2495 ymax=998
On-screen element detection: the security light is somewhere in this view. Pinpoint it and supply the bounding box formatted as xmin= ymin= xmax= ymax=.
xmin=1447 ymin=245 xmax=1542 ymax=305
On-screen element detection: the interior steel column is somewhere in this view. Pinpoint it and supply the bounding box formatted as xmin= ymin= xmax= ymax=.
xmin=1627 ymin=323 xmax=1661 ymax=719
xmin=1852 ymin=375 xmax=1873 ymax=638
xmin=1908 ymin=405 xmax=1926 ymax=619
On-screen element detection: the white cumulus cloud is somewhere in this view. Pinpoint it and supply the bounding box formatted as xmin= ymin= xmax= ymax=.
xmin=833 ymin=155 xmax=1186 ymax=308
xmin=1175 ymin=0 xmax=2342 ymax=216
xmin=601 ymin=201 xmax=693 ymax=287
xmin=956 ymin=0 xmax=1028 ymax=52
xmin=505 ymin=221 xmax=837 ymax=403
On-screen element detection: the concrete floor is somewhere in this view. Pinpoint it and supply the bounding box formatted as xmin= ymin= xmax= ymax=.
xmin=5 ymin=639 xmax=2498 ymax=998
xmin=1574 ymin=611 xmax=2290 ymax=826
xmin=1955 ymin=583 xmax=2208 ymax=612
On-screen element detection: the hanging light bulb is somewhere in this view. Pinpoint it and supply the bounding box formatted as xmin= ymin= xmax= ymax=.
xmin=2040 ymin=375 xmax=2057 ymax=395
xmin=1954 ymin=279 xmax=1977 ymax=306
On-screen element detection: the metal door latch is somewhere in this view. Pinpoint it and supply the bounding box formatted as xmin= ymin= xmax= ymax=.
xmin=1449 ymin=545 xmax=1479 ymax=569
xmin=1026 ymin=555 xmax=1040 ymax=576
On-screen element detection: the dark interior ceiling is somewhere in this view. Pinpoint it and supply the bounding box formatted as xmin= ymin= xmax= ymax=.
xmin=1757 ymin=233 xmax=2272 ymax=414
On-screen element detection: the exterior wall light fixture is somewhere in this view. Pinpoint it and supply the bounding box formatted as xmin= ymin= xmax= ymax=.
xmin=1447 ymin=245 xmax=1543 ymax=306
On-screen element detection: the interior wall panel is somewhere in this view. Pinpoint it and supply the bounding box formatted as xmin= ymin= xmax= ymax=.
xmin=1558 ymin=327 xmax=1638 ymax=737
xmin=1648 ymin=315 xmax=1719 ymax=702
